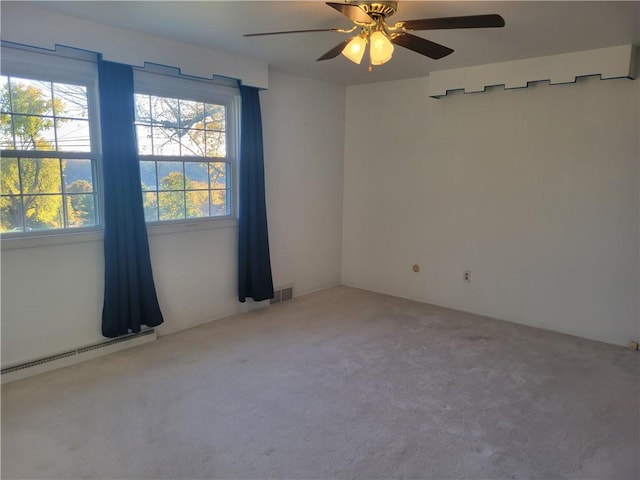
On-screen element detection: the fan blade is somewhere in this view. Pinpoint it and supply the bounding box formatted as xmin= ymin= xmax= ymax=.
xmin=317 ymin=39 xmax=351 ymax=61
xmin=390 ymin=33 xmax=454 ymax=59
xmin=326 ymin=2 xmax=374 ymax=24
xmin=244 ymin=28 xmax=341 ymax=37
xmin=399 ymin=14 xmax=505 ymax=31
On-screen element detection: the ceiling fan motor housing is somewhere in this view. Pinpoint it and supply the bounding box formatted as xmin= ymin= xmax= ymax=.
xmin=347 ymin=1 xmax=398 ymax=19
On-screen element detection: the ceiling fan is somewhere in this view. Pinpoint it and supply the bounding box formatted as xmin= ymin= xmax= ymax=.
xmin=244 ymin=1 xmax=505 ymax=69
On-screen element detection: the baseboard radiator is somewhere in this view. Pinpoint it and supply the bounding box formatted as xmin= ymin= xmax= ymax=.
xmin=1 ymin=329 xmax=157 ymax=384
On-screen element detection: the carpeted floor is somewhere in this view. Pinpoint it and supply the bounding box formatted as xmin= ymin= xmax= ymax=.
xmin=2 ymin=286 xmax=638 ymax=479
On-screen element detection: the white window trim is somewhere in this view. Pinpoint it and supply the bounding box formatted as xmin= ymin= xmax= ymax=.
xmin=0 ymin=228 xmax=103 ymax=250
xmin=0 ymin=217 xmax=239 ymax=251
xmin=133 ymin=67 xmax=240 ymax=232
xmin=145 ymin=216 xmax=238 ymax=237
xmin=0 ymin=43 xmax=103 ymax=248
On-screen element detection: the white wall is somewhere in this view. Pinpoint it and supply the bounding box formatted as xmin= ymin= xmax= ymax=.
xmin=0 ymin=12 xmax=345 ymax=367
xmin=343 ymin=75 xmax=639 ymax=346
xmin=1 ymin=241 xmax=105 ymax=365
xmin=261 ymin=69 xmax=345 ymax=294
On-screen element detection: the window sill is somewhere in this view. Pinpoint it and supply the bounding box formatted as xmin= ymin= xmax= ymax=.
xmin=1 ymin=228 xmax=104 ymax=251
xmin=146 ymin=217 xmax=238 ymax=236
xmin=0 ymin=218 xmax=238 ymax=250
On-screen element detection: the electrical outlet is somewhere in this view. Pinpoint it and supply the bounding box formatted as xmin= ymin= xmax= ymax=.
xmin=463 ymin=270 xmax=471 ymax=283
xmin=628 ymin=341 xmax=639 ymax=351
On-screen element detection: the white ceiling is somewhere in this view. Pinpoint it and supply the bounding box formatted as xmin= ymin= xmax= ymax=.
xmin=31 ymin=1 xmax=639 ymax=86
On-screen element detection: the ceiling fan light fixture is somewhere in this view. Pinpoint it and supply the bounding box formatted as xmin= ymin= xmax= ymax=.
xmin=342 ymin=35 xmax=367 ymax=64
xmin=245 ymin=3 xmax=507 ymax=67
xmin=369 ymin=30 xmax=394 ymax=65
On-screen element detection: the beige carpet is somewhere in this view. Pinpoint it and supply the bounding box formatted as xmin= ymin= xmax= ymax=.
xmin=2 ymin=286 xmax=638 ymax=479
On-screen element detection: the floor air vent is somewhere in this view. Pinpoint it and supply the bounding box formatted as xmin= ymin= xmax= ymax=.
xmin=1 ymin=329 xmax=157 ymax=384
xmin=270 ymin=285 xmax=294 ymax=305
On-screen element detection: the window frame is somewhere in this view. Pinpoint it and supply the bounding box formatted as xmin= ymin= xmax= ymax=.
xmin=133 ymin=67 xmax=240 ymax=233
xmin=0 ymin=46 xmax=241 ymax=251
xmin=0 ymin=44 xmax=103 ymax=247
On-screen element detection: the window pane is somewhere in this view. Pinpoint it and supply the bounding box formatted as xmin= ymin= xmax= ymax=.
xmin=158 ymin=162 xmax=184 ymax=190
xmin=134 ymin=94 xmax=152 ymax=124
xmin=185 ymin=162 xmax=208 ymax=188
xmin=2 ymin=77 xmax=93 ymax=157
xmin=209 ymin=162 xmax=227 ymax=188
xmin=158 ymin=191 xmax=185 ymax=220
xmin=210 ymin=189 xmax=228 ymax=216
xmin=143 ymin=191 xmax=158 ymax=222
xmin=10 ymin=78 xmax=53 ymax=116
xmin=24 ymin=194 xmax=63 ymax=230
xmin=136 ymin=125 xmax=153 ymax=155
xmin=205 ymin=130 xmax=226 ymax=157
xmin=13 ymin=113 xmax=56 ymax=150
xmin=53 ymin=83 xmax=88 ymax=119
xmin=152 ymin=126 xmax=180 ymax=156
xmin=151 ymin=96 xmax=178 ymax=126
xmin=1 ymin=194 xmax=23 ymax=232
xmin=204 ymin=104 xmax=225 ymax=131
xmin=56 ymin=118 xmax=91 ymax=151
xmin=186 ymin=190 xmax=209 ymax=219
xmin=179 ymin=100 xmax=204 ymax=128
xmin=0 ymin=113 xmax=13 ymax=149
xmin=20 ymin=158 xmax=62 ymax=194
xmin=140 ymin=161 xmax=157 ymax=191
xmin=66 ymin=193 xmax=95 ymax=227
xmin=180 ymin=128 xmax=205 ymax=157
xmin=0 ymin=77 xmax=13 ymax=149
xmin=0 ymin=76 xmax=9 ymax=111
xmin=63 ymin=159 xmax=94 ymax=192
xmin=1 ymin=157 xmax=20 ymax=194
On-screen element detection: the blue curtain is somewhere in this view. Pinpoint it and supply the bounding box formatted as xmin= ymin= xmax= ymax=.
xmin=98 ymin=59 xmax=164 ymax=337
xmin=238 ymin=85 xmax=274 ymax=302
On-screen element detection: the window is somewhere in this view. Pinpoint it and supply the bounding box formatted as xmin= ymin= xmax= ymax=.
xmin=134 ymin=70 xmax=238 ymax=224
xmin=0 ymin=46 xmax=238 ymax=245
xmin=0 ymin=46 xmax=99 ymax=236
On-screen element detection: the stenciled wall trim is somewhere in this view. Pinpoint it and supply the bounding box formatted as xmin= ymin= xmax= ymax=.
xmin=0 ymin=2 xmax=269 ymax=89
xmin=428 ymin=45 xmax=636 ymax=99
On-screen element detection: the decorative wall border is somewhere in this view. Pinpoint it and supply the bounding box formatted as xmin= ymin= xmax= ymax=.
xmin=428 ymin=45 xmax=636 ymax=99
xmin=0 ymin=2 xmax=269 ymax=89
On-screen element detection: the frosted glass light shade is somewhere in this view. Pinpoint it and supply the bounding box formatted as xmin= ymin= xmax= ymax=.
xmin=342 ymin=36 xmax=367 ymax=64
xmin=370 ymin=31 xmax=394 ymax=65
